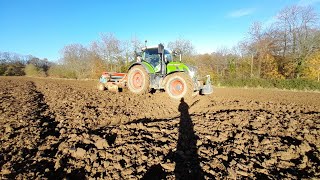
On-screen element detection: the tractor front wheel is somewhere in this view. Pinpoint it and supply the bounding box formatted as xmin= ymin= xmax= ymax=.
xmin=127 ymin=65 xmax=150 ymax=94
xmin=165 ymin=72 xmax=194 ymax=100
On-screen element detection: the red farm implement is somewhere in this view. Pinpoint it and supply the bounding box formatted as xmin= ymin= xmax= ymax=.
xmin=97 ymin=72 xmax=127 ymax=92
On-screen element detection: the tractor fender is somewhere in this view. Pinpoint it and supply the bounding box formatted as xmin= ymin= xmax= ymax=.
xmin=128 ymin=62 xmax=155 ymax=74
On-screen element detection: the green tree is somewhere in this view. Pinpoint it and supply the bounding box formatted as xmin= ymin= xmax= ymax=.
xmin=24 ymin=64 xmax=46 ymax=77
xmin=3 ymin=62 xmax=25 ymax=76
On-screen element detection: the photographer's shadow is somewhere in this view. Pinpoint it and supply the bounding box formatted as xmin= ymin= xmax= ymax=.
xmin=175 ymin=98 xmax=204 ymax=179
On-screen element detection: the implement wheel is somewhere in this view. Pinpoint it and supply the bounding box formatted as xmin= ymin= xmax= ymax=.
xmin=127 ymin=65 xmax=150 ymax=94
xmin=165 ymin=72 xmax=194 ymax=100
xmin=97 ymin=83 xmax=105 ymax=91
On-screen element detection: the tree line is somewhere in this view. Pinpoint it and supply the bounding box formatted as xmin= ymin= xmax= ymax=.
xmin=192 ymin=5 xmax=320 ymax=82
xmin=1 ymin=5 xmax=319 ymax=83
xmin=0 ymin=52 xmax=52 ymax=76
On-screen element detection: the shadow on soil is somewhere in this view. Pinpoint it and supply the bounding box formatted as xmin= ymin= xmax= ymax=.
xmin=141 ymin=98 xmax=204 ymax=180
xmin=174 ymin=98 xmax=204 ymax=179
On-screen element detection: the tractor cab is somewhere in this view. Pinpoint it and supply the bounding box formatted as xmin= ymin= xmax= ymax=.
xmin=140 ymin=44 xmax=173 ymax=74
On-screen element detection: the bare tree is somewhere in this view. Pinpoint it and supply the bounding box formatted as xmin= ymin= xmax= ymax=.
xmin=121 ymin=37 xmax=143 ymax=70
xmin=167 ymin=38 xmax=195 ymax=56
xmin=275 ymin=5 xmax=319 ymax=77
xmin=88 ymin=41 xmax=105 ymax=78
xmin=98 ymin=33 xmax=122 ymax=72
xmin=61 ymin=44 xmax=91 ymax=78
xmin=248 ymin=22 xmax=263 ymax=77
xmin=130 ymin=36 xmax=144 ymax=52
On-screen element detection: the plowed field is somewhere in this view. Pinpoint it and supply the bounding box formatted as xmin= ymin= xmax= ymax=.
xmin=1 ymin=76 xmax=319 ymax=179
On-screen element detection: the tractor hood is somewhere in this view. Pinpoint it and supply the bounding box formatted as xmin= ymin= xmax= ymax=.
xmin=166 ymin=62 xmax=190 ymax=74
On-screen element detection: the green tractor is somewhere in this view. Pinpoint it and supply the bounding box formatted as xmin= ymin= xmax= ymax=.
xmin=98 ymin=44 xmax=213 ymax=100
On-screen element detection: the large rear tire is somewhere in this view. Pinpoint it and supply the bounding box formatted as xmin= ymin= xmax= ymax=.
xmin=165 ymin=72 xmax=194 ymax=100
xmin=127 ymin=65 xmax=150 ymax=94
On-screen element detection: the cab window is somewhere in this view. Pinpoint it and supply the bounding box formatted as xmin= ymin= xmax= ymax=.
xmin=144 ymin=48 xmax=160 ymax=68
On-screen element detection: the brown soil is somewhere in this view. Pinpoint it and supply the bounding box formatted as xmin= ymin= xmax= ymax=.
xmin=1 ymin=76 xmax=319 ymax=179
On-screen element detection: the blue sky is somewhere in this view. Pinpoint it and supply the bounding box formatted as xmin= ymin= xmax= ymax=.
xmin=1 ymin=0 xmax=320 ymax=61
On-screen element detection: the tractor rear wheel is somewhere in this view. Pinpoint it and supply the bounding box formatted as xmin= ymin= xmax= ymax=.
xmin=127 ymin=65 xmax=150 ymax=94
xmin=165 ymin=72 xmax=194 ymax=100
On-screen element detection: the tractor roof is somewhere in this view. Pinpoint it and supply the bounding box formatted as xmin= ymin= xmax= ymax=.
xmin=141 ymin=46 xmax=158 ymax=51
